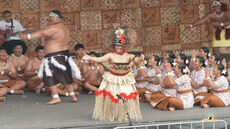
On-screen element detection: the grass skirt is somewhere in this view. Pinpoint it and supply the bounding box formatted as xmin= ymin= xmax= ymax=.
xmin=92 ymin=71 xmax=142 ymax=121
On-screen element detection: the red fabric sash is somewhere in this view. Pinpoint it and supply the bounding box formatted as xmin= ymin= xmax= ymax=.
xmin=109 ymin=70 xmax=129 ymax=76
xmin=96 ymin=89 xmax=139 ymax=103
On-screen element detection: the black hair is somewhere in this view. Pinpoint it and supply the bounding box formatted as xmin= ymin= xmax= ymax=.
xmin=187 ymin=56 xmax=192 ymax=62
xmin=167 ymin=57 xmax=175 ymax=67
xmin=201 ymin=47 xmax=210 ymax=59
xmin=51 ymin=10 xmax=63 ymax=19
xmin=35 ymin=45 xmax=44 ymax=52
xmin=213 ymin=54 xmax=220 ymax=64
xmin=179 ymin=53 xmax=188 ymax=65
xmin=167 ymin=51 xmax=176 ymax=59
xmin=217 ymin=63 xmax=228 ymax=77
xmin=11 ymin=41 xmax=27 ymax=55
xmin=0 ymin=47 xmax=6 ymax=51
xmin=88 ymin=51 xmax=98 ymax=57
xmin=74 ymin=43 xmax=85 ymax=51
xmin=69 ymin=53 xmax=77 ymax=58
xmin=196 ymin=56 xmax=207 ymax=68
xmin=153 ymin=55 xmax=161 ymax=66
xmin=13 ymin=42 xmax=23 ymax=50
xmin=177 ymin=63 xmax=188 ymax=75
xmin=3 ymin=10 xmax=11 ymax=15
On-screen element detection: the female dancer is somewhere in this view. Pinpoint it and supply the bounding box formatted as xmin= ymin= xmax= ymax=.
xmin=83 ymin=28 xmax=142 ymax=121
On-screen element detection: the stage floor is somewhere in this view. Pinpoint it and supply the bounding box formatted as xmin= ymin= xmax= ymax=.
xmin=0 ymin=91 xmax=230 ymax=129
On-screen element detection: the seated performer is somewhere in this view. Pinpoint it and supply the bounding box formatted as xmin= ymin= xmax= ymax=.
xmin=199 ymin=47 xmax=210 ymax=65
xmin=202 ymin=63 xmax=230 ymax=108
xmin=144 ymin=55 xmax=162 ymax=102
xmin=8 ymin=42 xmax=29 ymax=80
xmin=159 ymin=63 xmax=194 ymax=111
xmin=131 ymin=51 xmax=144 ymax=76
xmin=83 ymin=51 xmax=104 ymax=94
xmin=159 ymin=51 xmax=175 ymax=71
xmin=190 ymin=56 xmax=211 ymax=105
xmin=135 ymin=58 xmax=149 ymax=102
xmin=24 ymin=45 xmax=45 ymax=94
xmin=73 ymin=43 xmax=86 ymax=91
xmin=0 ymin=48 xmax=26 ymax=95
xmin=150 ymin=58 xmax=177 ymax=109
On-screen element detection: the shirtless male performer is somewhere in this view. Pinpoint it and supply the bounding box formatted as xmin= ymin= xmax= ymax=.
xmin=82 ymin=51 xmax=104 ymax=94
xmin=0 ymin=48 xmax=26 ymax=95
xmin=24 ymin=45 xmax=45 ymax=94
xmin=20 ymin=10 xmax=81 ymax=104
xmin=8 ymin=43 xmax=29 ymax=80
xmin=188 ymin=0 xmax=230 ymax=56
xmin=73 ymin=43 xmax=86 ymax=91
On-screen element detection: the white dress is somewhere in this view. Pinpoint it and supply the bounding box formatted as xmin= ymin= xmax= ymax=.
xmin=145 ymin=67 xmax=161 ymax=92
xmin=135 ymin=66 xmax=148 ymax=88
xmin=213 ymin=76 xmax=230 ymax=106
xmin=161 ymin=71 xmax=177 ymax=97
xmin=175 ymin=75 xmax=194 ymax=109
xmin=190 ymin=68 xmax=208 ymax=100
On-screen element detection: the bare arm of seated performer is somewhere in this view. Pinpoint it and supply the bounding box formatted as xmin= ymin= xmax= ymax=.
xmin=152 ymin=66 xmax=162 ymax=85
xmin=188 ymin=50 xmax=197 ymax=71
xmin=227 ymin=75 xmax=230 ymax=81
xmin=98 ymin=64 xmax=104 ymax=75
xmin=5 ymin=61 xmax=17 ymax=79
xmin=24 ymin=59 xmax=38 ymax=78
xmin=83 ymin=64 xmax=92 ymax=79
xmin=165 ymin=75 xmax=176 ymax=87
xmin=163 ymin=64 xmax=176 ymax=87
xmin=190 ymin=80 xmax=202 ymax=89
xmin=205 ymin=69 xmax=218 ymax=89
xmin=138 ymin=60 xmax=150 ymax=78
xmin=0 ymin=83 xmax=7 ymax=88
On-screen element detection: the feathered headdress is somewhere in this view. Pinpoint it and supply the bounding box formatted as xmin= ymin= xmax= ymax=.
xmin=113 ymin=27 xmax=126 ymax=45
xmin=112 ymin=12 xmax=131 ymax=46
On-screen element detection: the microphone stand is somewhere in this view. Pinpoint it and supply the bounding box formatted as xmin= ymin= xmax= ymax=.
xmin=116 ymin=94 xmax=133 ymax=126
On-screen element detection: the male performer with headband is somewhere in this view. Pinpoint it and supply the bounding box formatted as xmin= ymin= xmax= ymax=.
xmin=20 ymin=10 xmax=81 ymax=104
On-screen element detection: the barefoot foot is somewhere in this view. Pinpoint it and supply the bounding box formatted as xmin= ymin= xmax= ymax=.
xmin=0 ymin=97 xmax=6 ymax=102
xmin=13 ymin=90 xmax=24 ymax=95
xmin=34 ymin=88 xmax=41 ymax=94
xmin=169 ymin=107 xmax=175 ymax=111
xmin=71 ymin=95 xmax=77 ymax=102
xmin=88 ymin=91 xmax=93 ymax=95
xmin=46 ymin=98 xmax=61 ymax=105
xmin=75 ymin=92 xmax=80 ymax=97
xmin=202 ymin=104 xmax=209 ymax=108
